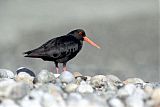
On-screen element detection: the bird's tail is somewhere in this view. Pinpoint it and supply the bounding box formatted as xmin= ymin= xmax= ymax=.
xmin=23 ymin=48 xmax=45 ymax=58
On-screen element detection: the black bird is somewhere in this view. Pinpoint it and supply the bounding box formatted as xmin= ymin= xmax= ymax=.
xmin=24 ymin=29 xmax=100 ymax=73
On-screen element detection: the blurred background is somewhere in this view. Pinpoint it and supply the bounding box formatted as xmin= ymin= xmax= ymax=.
xmin=0 ymin=0 xmax=159 ymax=81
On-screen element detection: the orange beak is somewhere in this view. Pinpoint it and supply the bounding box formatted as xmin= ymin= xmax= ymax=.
xmin=83 ymin=36 xmax=100 ymax=49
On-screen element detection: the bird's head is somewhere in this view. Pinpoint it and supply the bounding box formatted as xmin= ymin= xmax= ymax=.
xmin=68 ymin=29 xmax=100 ymax=49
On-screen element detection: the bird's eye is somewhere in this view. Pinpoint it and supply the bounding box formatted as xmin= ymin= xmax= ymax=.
xmin=79 ymin=32 xmax=83 ymax=35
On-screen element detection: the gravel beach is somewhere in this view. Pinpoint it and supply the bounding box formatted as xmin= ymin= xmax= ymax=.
xmin=0 ymin=67 xmax=159 ymax=107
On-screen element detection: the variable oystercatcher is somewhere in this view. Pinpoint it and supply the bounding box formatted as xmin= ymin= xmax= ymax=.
xmin=24 ymin=29 xmax=100 ymax=73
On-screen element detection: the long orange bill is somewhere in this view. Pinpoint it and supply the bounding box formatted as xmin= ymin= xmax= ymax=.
xmin=83 ymin=36 xmax=100 ymax=49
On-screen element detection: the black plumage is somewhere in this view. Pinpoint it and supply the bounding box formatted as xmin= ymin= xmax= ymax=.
xmin=24 ymin=29 xmax=100 ymax=73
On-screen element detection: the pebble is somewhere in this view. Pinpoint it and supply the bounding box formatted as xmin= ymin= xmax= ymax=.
xmin=0 ymin=79 xmax=29 ymax=100
xmin=0 ymin=78 xmax=16 ymax=97
xmin=125 ymin=96 xmax=144 ymax=107
xmin=64 ymin=83 xmax=78 ymax=93
xmin=90 ymin=75 xmax=107 ymax=88
xmin=16 ymin=67 xmax=36 ymax=77
xmin=73 ymin=72 xmax=82 ymax=78
xmin=145 ymin=82 xmax=160 ymax=88
xmin=117 ymin=84 xmax=136 ymax=98
xmin=59 ymin=71 xmax=75 ymax=83
xmin=144 ymin=85 xmax=153 ymax=95
xmin=15 ymin=72 xmax=34 ymax=87
xmin=0 ymin=69 xmax=14 ymax=78
xmin=0 ymin=68 xmax=159 ymax=107
xmin=108 ymin=98 xmax=125 ymax=107
xmin=77 ymin=81 xmax=94 ymax=94
xmin=0 ymin=99 xmax=20 ymax=107
xmin=68 ymin=92 xmax=82 ymax=101
xmin=151 ymin=88 xmax=160 ymax=106
xmin=105 ymin=75 xmax=123 ymax=90
xmin=123 ymin=78 xmax=144 ymax=84
xmin=37 ymin=70 xmax=56 ymax=83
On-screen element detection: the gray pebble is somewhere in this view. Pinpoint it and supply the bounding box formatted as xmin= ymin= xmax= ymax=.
xmin=59 ymin=71 xmax=75 ymax=83
xmin=123 ymin=78 xmax=144 ymax=85
xmin=145 ymin=82 xmax=160 ymax=88
xmin=0 ymin=69 xmax=14 ymax=79
xmin=68 ymin=92 xmax=82 ymax=101
xmin=64 ymin=83 xmax=78 ymax=93
xmin=0 ymin=99 xmax=20 ymax=107
xmin=151 ymin=88 xmax=160 ymax=105
xmin=77 ymin=81 xmax=94 ymax=94
xmin=108 ymin=98 xmax=125 ymax=107
xmin=37 ymin=70 xmax=56 ymax=83
xmin=106 ymin=75 xmax=123 ymax=91
xmin=0 ymin=79 xmax=29 ymax=100
xmin=125 ymin=96 xmax=144 ymax=107
xmin=90 ymin=75 xmax=107 ymax=88
xmin=117 ymin=84 xmax=136 ymax=98
xmin=15 ymin=72 xmax=34 ymax=87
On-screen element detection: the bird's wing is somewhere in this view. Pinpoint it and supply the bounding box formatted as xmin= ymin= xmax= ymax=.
xmin=24 ymin=38 xmax=56 ymax=57
xmin=44 ymin=36 xmax=80 ymax=59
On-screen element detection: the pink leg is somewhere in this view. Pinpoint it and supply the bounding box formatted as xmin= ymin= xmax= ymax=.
xmin=56 ymin=67 xmax=59 ymax=74
xmin=63 ymin=63 xmax=67 ymax=71
xmin=55 ymin=62 xmax=59 ymax=74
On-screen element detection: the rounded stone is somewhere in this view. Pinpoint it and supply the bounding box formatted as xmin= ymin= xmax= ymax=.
xmin=0 ymin=79 xmax=29 ymax=100
xmin=0 ymin=69 xmax=14 ymax=79
xmin=105 ymin=75 xmax=123 ymax=90
xmin=65 ymin=83 xmax=78 ymax=93
xmin=37 ymin=70 xmax=56 ymax=83
xmin=125 ymin=96 xmax=144 ymax=107
xmin=9 ymin=82 xmax=30 ymax=100
xmin=106 ymin=75 xmax=121 ymax=82
xmin=0 ymin=99 xmax=20 ymax=107
xmin=123 ymin=78 xmax=144 ymax=84
xmin=59 ymin=71 xmax=75 ymax=83
xmin=16 ymin=67 xmax=36 ymax=77
xmin=117 ymin=84 xmax=136 ymax=98
xmin=68 ymin=92 xmax=82 ymax=101
xmin=144 ymin=85 xmax=153 ymax=95
xmin=108 ymin=98 xmax=125 ymax=107
xmin=15 ymin=72 xmax=34 ymax=86
xmin=76 ymin=81 xmax=94 ymax=94
xmin=73 ymin=72 xmax=82 ymax=78
xmin=90 ymin=75 xmax=107 ymax=88
xmin=151 ymin=88 xmax=160 ymax=105
xmin=146 ymin=82 xmax=160 ymax=88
